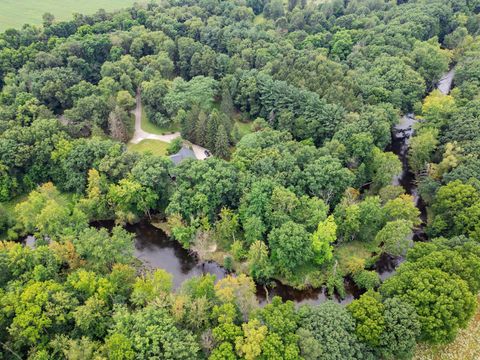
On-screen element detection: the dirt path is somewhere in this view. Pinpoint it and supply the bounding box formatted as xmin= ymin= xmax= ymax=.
xmin=129 ymin=90 xmax=208 ymax=160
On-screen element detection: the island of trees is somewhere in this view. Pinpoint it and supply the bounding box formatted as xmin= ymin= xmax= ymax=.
xmin=0 ymin=0 xmax=479 ymax=358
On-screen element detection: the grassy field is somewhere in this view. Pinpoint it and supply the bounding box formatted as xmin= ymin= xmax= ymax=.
xmin=0 ymin=0 xmax=141 ymax=31
xmin=334 ymin=240 xmax=378 ymax=274
xmin=235 ymin=120 xmax=253 ymax=138
xmin=128 ymin=139 xmax=169 ymax=157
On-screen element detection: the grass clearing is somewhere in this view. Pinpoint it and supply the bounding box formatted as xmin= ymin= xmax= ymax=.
xmin=140 ymin=107 xmax=180 ymax=135
xmin=0 ymin=0 xmax=140 ymax=31
xmin=235 ymin=120 xmax=253 ymax=138
xmin=128 ymin=139 xmax=169 ymax=157
xmin=335 ymin=240 xmax=378 ymax=275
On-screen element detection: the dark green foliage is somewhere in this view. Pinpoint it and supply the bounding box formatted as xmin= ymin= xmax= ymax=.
xmin=142 ymin=77 xmax=170 ymax=126
xmin=381 ymin=267 xmax=476 ymax=343
xmin=51 ymin=137 xmax=121 ymax=193
xmin=353 ymin=270 xmax=381 ymax=291
xmin=166 ymin=137 xmax=183 ymax=155
xmin=0 ymin=204 xmax=11 ymax=234
xmin=268 ymin=221 xmax=313 ymax=277
xmin=297 ymin=302 xmax=366 ymax=360
xmin=73 ymin=226 xmax=135 ymax=273
xmin=166 ymin=158 xmax=241 ymax=223
xmin=110 ymin=305 xmax=200 ymax=359
xmin=428 ymin=180 xmax=480 ymax=238
xmin=404 ymin=237 xmax=480 ymax=293
xmin=130 ymin=153 xmax=173 ymax=211
xmin=378 ymin=297 xmax=421 ymax=360
xmin=230 ymin=70 xmax=345 ymax=145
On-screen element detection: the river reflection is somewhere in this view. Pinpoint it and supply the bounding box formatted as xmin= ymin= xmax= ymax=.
xmin=125 ymin=221 xmax=227 ymax=289
xmin=374 ymin=253 xmax=404 ymax=281
xmin=21 ymin=69 xmax=456 ymax=304
xmin=256 ymin=277 xmax=360 ymax=307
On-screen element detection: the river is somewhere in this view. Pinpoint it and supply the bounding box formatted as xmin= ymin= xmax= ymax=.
xmin=374 ymin=67 xmax=456 ymax=278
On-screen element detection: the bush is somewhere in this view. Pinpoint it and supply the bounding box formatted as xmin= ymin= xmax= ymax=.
xmin=0 ymin=204 xmax=11 ymax=234
xmin=353 ymin=270 xmax=381 ymax=290
xmin=223 ymin=256 xmax=233 ymax=272
xmin=230 ymin=240 xmax=246 ymax=261
xmin=167 ymin=137 xmax=183 ymax=155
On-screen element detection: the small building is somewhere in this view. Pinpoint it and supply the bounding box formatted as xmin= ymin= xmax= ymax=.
xmin=169 ymin=146 xmax=197 ymax=165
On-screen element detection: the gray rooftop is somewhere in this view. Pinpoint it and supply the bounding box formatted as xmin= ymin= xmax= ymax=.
xmin=169 ymin=146 xmax=197 ymax=165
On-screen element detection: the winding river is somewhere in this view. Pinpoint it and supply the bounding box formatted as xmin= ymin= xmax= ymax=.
xmin=373 ymin=68 xmax=456 ymax=279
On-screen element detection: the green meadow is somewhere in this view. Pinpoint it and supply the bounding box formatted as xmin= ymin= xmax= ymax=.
xmin=0 ymin=0 xmax=141 ymax=31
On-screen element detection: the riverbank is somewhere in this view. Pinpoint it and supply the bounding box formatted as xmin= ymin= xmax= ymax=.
xmin=143 ymin=66 xmax=457 ymax=304
xmin=149 ymin=221 xmax=365 ymax=306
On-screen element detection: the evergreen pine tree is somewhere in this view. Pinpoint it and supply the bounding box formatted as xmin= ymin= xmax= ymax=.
xmin=184 ymin=110 xmax=198 ymax=143
xmin=206 ymin=109 xmax=220 ymax=150
xmin=215 ymin=124 xmax=230 ymax=159
xmin=220 ymin=112 xmax=234 ymax=143
xmin=194 ymin=110 xmax=208 ymax=146
xmin=232 ymin=124 xmax=241 ymax=143
xmin=220 ymin=87 xmax=234 ymax=116
xmin=178 ymin=109 xmax=192 ymax=139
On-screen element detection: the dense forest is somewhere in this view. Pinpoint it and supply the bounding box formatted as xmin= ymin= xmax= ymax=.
xmin=0 ymin=0 xmax=480 ymax=358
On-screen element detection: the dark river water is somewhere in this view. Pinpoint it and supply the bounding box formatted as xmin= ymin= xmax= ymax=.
xmin=125 ymin=222 xmax=227 ymax=289
xmin=122 ymin=98 xmax=429 ymax=306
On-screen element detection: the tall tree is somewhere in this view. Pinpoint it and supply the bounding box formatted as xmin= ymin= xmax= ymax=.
xmin=311 ymin=215 xmax=336 ymax=265
xmin=381 ymin=267 xmax=476 ymax=343
xmin=215 ymin=124 xmax=230 ymax=159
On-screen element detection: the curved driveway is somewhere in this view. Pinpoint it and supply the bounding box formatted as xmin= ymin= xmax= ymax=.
xmin=130 ymin=90 xmax=208 ymax=160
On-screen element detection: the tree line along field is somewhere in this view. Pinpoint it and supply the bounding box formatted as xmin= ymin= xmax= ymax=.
xmin=0 ymin=0 xmax=140 ymax=31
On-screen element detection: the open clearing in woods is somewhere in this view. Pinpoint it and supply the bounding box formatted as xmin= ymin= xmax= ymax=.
xmin=0 ymin=0 xmax=140 ymax=31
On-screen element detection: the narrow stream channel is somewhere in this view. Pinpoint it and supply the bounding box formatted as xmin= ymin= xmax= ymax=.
xmin=126 ymin=221 xmax=359 ymax=306
xmin=374 ymin=67 xmax=456 ymax=279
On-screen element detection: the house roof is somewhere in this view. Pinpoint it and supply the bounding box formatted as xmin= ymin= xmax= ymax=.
xmin=169 ymin=146 xmax=197 ymax=165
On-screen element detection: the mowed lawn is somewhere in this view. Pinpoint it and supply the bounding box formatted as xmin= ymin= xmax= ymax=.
xmin=127 ymin=139 xmax=169 ymax=157
xmin=0 ymin=0 xmax=140 ymax=31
